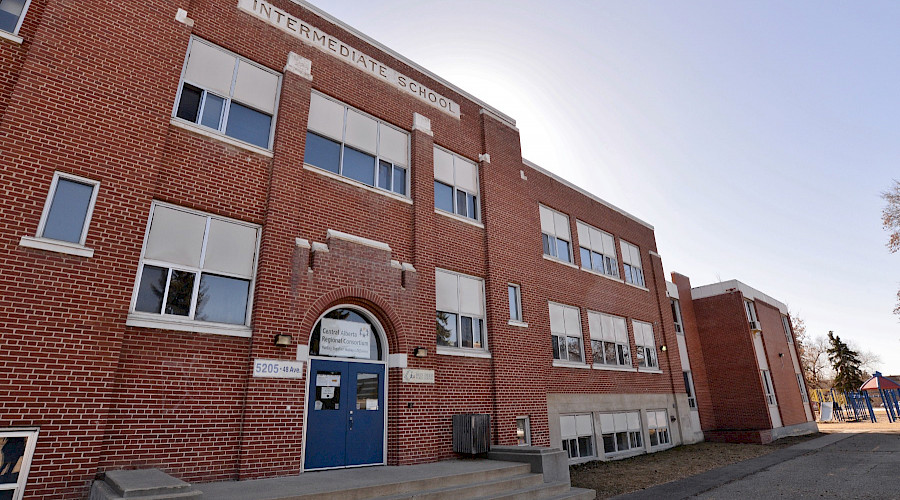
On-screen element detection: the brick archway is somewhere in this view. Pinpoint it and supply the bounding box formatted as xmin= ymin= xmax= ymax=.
xmin=301 ymin=287 xmax=404 ymax=356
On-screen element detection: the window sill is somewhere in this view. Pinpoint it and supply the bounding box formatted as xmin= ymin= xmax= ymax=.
xmin=19 ymin=236 xmax=94 ymax=258
xmin=435 ymin=208 xmax=484 ymax=228
xmin=552 ymin=360 xmax=590 ymax=369
xmin=0 ymin=30 xmax=23 ymax=44
xmin=623 ymin=281 xmax=650 ymax=292
xmin=436 ymin=346 xmax=491 ymax=358
xmin=579 ymin=266 xmax=624 ymax=283
xmin=638 ymin=367 xmax=663 ymax=374
xmin=567 ymin=455 xmax=596 ymax=464
xmin=542 ymin=254 xmax=578 ymax=269
xmin=126 ymin=314 xmax=252 ymax=338
xmin=305 ymin=164 xmax=413 ymax=204
xmin=592 ymin=363 xmax=637 ymax=372
xmin=170 ymin=118 xmax=274 ymax=158
xmin=507 ymin=319 xmax=529 ymax=328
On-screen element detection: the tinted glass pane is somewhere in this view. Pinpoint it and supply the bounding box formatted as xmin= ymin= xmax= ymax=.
xmin=377 ymin=160 xmax=392 ymax=190
xmin=135 ymin=265 xmax=167 ymax=313
xmin=467 ymin=194 xmax=477 ymax=220
xmin=603 ymin=434 xmax=616 ymax=453
xmin=577 ymin=436 xmax=593 ymax=457
xmin=42 ymin=178 xmax=93 ymax=243
xmin=556 ymin=239 xmax=570 ymax=262
xmin=195 ymin=273 xmax=250 ymax=324
xmin=542 ymin=234 xmax=556 ymax=257
xmin=304 ymin=132 xmax=341 ymax=173
xmin=436 ymin=311 xmax=457 ymax=347
xmin=200 ymin=93 xmax=225 ymax=129
xmin=552 ymin=335 xmax=562 ymax=359
xmin=0 ymin=435 xmax=27 ymax=483
xmin=460 ymin=316 xmax=473 ymax=348
xmin=164 ymin=270 xmax=195 ymax=316
xmin=342 ymin=146 xmax=375 ymax=185
xmin=616 ymin=431 xmax=629 ymax=451
xmin=579 ymin=248 xmax=591 ymax=268
xmin=566 ymin=336 xmax=582 ymax=363
xmin=456 ymin=190 xmax=467 ymax=217
xmin=592 ymin=252 xmax=604 ymax=272
xmin=175 ymin=83 xmax=202 ymax=123
xmin=392 ymin=166 xmax=406 ymax=195
xmin=435 ymin=181 xmax=453 ymax=212
xmin=356 ymin=372 xmax=378 ymax=410
xmin=225 ymin=101 xmax=272 ymax=148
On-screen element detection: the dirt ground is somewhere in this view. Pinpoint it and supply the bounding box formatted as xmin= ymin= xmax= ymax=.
xmin=570 ymin=433 xmax=822 ymax=499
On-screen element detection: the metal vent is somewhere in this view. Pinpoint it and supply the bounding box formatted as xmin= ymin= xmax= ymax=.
xmin=452 ymin=413 xmax=491 ymax=454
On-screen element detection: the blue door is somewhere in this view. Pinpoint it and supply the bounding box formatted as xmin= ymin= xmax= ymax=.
xmin=305 ymin=359 xmax=385 ymax=469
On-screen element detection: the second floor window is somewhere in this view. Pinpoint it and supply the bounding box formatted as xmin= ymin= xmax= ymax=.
xmin=576 ymin=221 xmax=618 ymax=277
xmin=434 ymin=147 xmax=479 ymax=220
xmin=435 ymin=269 xmax=486 ymax=350
xmin=620 ymin=240 xmax=644 ymax=287
xmin=550 ymin=302 xmax=583 ymax=363
xmin=588 ymin=311 xmax=631 ymax=367
xmin=633 ymin=320 xmax=658 ymax=369
xmin=539 ymin=205 xmax=572 ymax=263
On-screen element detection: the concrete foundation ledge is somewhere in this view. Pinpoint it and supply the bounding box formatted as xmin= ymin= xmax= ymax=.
xmin=771 ymin=421 xmax=819 ymax=441
xmin=89 ymin=469 xmax=201 ymax=500
xmin=487 ymin=445 xmax=570 ymax=483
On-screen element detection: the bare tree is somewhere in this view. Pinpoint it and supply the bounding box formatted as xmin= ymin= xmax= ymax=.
xmin=846 ymin=339 xmax=881 ymax=377
xmin=789 ymin=311 xmax=832 ymax=389
xmin=882 ymin=180 xmax=900 ymax=317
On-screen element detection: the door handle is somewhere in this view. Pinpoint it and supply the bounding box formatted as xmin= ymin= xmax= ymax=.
xmin=349 ymin=416 xmax=353 ymax=430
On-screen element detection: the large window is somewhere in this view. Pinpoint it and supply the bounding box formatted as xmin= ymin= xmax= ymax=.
xmin=435 ymin=269 xmax=486 ymax=351
xmin=0 ymin=0 xmax=31 ymax=35
xmin=560 ymin=414 xmax=594 ymax=460
xmin=550 ymin=302 xmax=584 ymax=363
xmin=305 ymin=93 xmax=409 ymax=196
xmin=633 ymin=320 xmax=658 ymax=369
xmin=745 ymin=300 xmax=760 ymax=331
xmin=599 ymin=412 xmax=642 ymax=455
xmin=539 ymin=205 xmax=572 ymax=263
xmin=684 ymin=371 xmax=697 ymax=409
xmin=174 ymin=38 xmax=280 ymax=149
xmin=588 ymin=311 xmax=631 ymax=367
xmin=620 ymin=240 xmax=644 ymax=287
xmin=0 ymin=429 xmax=38 ymax=500
xmin=129 ymin=203 xmax=260 ymax=331
xmin=434 ymin=147 xmax=479 ymax=220
xmin=647 ymin=410 xmax=671 ymax=447
xmin=576 ymin=221 xmax=618 ymax=277
xmin=761 ymin=370 xmax=777 ymax=405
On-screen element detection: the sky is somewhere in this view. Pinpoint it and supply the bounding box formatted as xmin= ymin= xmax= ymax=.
xmin=304 ymin=0 xmax=900 ymax=374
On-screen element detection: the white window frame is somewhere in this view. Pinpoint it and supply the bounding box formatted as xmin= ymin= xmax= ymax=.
xmin=560 ymin=414 xmax=595 ymax=461
xmin=435 ymin=269 xmax=488 ymax=354
xmin=306 ymin=91 xmax=411 ymax=198
xmin=671 ymin=298 xmax=684 ymax=334
xmin=599 ymin=412 xmax=643 ymax=456
xmin=172 ymin=37 xmax=282 ymax=151
xmin=588 ymin=311 xmax=632 ymax=368
xmin=19 ymin=172 xmax=100 ymax=257
xmin=0 ymin=0 xmax=32 ymax=37
xmin=516 ymin=416 xmax=531 ymax=446
xmin=781 ymin=315 xmax=793 ymax=343
xmin=576 ymin=220 xmax=619 ymax=278
xmin=620 ymin=240 xmax=645 ymax=287
xmin=433 ymin=145 xmax=480 ymax=221
xmin=796 ymin=373 xmax=809 ymax=403
xmin=508 ymin=283 xmax=523 ymax=323
xmin=125 ymin=201 xmax=260 ymax=337
xmin=633 ymin=320 xmax=658 ymax=370
xmin=549 ymin=302 xmax=585 ymax=365
xmin=0 ymin=428 xmax=39 ymax=500
xmin=539 ymin=205 xmax=573 ymax=264
xmin=647 ymin=410 xmax=671 ymax=448
xmin=761 ymin=369 xmax=777 ymax=406
xmin=745 ymin=300 xmax=760 ymax=331
xmin=684 ymin=371 xmax=697 ymax=409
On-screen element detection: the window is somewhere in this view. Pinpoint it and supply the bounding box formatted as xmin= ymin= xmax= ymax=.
xmin=599 ymin=412 xmax=642 ymax=455
xmin=745 ymin=300 xmax=760 ymax=330
xmin=508 ymin=284 xmax=523 ymax=322
xmin=549 ymin=302 xmax=583 ymax=363
xmin=539 ymin=205 xmax=572 ymax=263
xmin=647 ymin=410 xmax=671 ymax=447
xmin=305 ymin=93 xmax=409 ymax=196
xmin=633 ymin=320 xmax=658 ymax=369
xmin=0 ymin=429 xmax=38 ymax=500
xmin=560 ymin=414 xmax=594 ymax=459
xmin=684 ymin=371 xmax=697 ymax=409
xmin=671 ymin=298 xmax=684 ymax=334
xmin=796 ymin=373 xmax=809 ymax=403
xmin=129 ymin=203 xmax=260 ymax=331
xmin=435 ymin=269 xmax=486 ymax=350
xmin=620 ymin=240 xmax=644 ymax=287
xmin=576 ymin=221 xmax=619 ymax=277
xmin=781 ymin=315 xmax=793 ymax=343
xmin=174 ymin=38 xmax=280 ymax=149
xmin=516 ymin=416 xmax=531 ymax=446
xmin=588 ymin=311 xmax=631 ymax=367
xmin=36 ymin=172 xmax=99 ymax=245
xmin=761 ymin=370 xmax=777 ymax=405
xmin=434 ymin=147 xmax=479 ymax=220
xmin=0 ymin=0 xmax=31 ymax=35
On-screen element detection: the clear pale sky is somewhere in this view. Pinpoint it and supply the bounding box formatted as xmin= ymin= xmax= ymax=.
xmin=304 ymin=0 xmax=900 ymax=374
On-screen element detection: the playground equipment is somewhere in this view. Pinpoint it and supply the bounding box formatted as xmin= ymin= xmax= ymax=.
xmin=810 ymin=387 xmax=875 ymax=423
xmin=859 ymin=371 xmax=900 ymax=423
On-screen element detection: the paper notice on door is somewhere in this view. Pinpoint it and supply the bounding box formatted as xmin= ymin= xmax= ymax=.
xmin=316 ymin=373 xmax=341 ymax=387
xmin=321 ymin=387 xmax=335 ymax=399
xmin=366 ymin=398 xmax=378 ymax=411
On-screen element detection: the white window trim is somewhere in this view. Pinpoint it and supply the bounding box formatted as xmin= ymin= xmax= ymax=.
xmin=671 ymin=299 xmax=684 ymax=335
xmin=579 ymin=264 xmax=625 ymax=283
xmin=19 ymin=236 xmax=94 ymax=258
xmin=0 ymin=30 xmax=23 ymax=44
xmin=599 ymin=412 xmax=644 ymax=456
xmin=623 ymin=280 xmax=649 ymax=292
xmin=549 ymin=302 xmax=585 ymax=365
xmin=552 ymin=359 xmax=591 ymax=369
xmin=560 ymin=413 xmax=596 ymax=462
xmin=434 ymin=144 xmax=481 ymax=222
xmin=620 ymin=239 xmax=645 ymax=287
xmin=0 ymin=428 xmax=39 ymax=500
xmin=1 ymin=0 xmax=32 ymax=37
xmin=796 ymin=373 xmax=809 ymax=403
xmin=435 ymin=268 xmax=489 ymax=352
xmin=434 ymin=207 xmax=485 ymax=228
xmin=508 ymin=283 xmax=523 ymax=322
xmin=575 ymin=220 xmax=620 ymax=279
xmin=633 ymin=319 xmax=659 ymax=370
xmin=436 ymin=345 xmax=491 ymax=358
xmin=646 ymin=410 xmax=672 ymax=448
xmin=592 ymin=363 xmax=637 ymax=372
xmin=782 ymin=315 xmax=794 ymax=344
xmin=126 ymin=201 xmax=260 ymax=336
xmin=171 ymin=119 xmax=274 ymax=157
xmin=761 ymin=369 xmax=778 ymax=406
xmin=684 ymin=371 xmax=698 ymax=409
xmin=19 ymin=172 xmax=100 ymax=256
xmin=588 ymin=311 xmax=632 ymax=369
xmin=542 ymin=254 xmax=578 ymax=269
xmin=539 ymin=204 xmax=574 ymax=264
xmin=516 ymin=416 xmax=531 ymax=446
xmin=304 ymin=163 xmax=412 ymax=204
xmin=508 ymin=319 xmax=529 ymax=328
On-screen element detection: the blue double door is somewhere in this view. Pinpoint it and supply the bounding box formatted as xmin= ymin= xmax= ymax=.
xmin=305 ymin=359 xmax=385 ymax=470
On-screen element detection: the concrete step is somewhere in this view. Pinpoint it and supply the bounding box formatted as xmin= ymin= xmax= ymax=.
xmin=374 ymin=472 xmax=544 ymax=500
xmin=545 ymin=487 xmax=596 ymax=500
xmin=472 ymin=480 xmax=571 ymax=500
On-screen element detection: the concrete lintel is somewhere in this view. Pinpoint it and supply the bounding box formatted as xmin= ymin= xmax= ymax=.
xmin=326 ymin=229 xmax=391 ymax=252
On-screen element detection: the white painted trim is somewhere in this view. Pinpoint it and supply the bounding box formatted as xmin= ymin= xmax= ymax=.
xmin=19 ymin=236 xmax=94 ymax=258
xmin=665 ymin=281 xmax=679 ymax=298
xmin=295 ymin=238 xmax=311 ymax=249
xmin=579 ymin=265 xmax=624 ymax=283
xmin=638 ymin=368 xmax=663 ymax=374
xmin=0 ymin=30 xmax=23 ymax=44
xmin=0 ymin=428 xmax=38 ymax=500
xmin=125 ymin=314 xmax=253 ymax=337
xmin=296 ymin=344 xmax=309 ymax=361
xmin=436 ymin=346 xmax=491 ymax=358
xmin=542 ymin=254 xmax=579 ymax=269
xmin=552 ymin=360 xmax=591 ymax=369
xmin=524 ymin=159 xmax=654 ymax=230
xmin=388 ymin=353 xmax=408 ymax=368
xmin=623 ymin=281 xmax=650 ymax=292
xmin=303 ymin=164 xmax=413 ymax=204
xmin=690 ymin=279 xmax=789 ymax=315
xmin=434 ymin=208 xmax=485 ymax=228
xmin=478 ymin=107 xmax=518 ymax=130
xmin=326 ymin=229 xmax=391 ymax=252
xmin=507 ymin=320 xmax=529 ymax=328
xmin=592 ymin=363 xmax=638 ymax=372
xmin=170 ymin=118 xmax=275 ymax=157
xmin=35 ymin=171 xmax=101 ymax=246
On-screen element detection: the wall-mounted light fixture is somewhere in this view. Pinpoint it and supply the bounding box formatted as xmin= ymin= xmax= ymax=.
xmin=660 ymin=345 xmax=667 ymax=352
xmin=414 ymin=347 xmax=428 ymax=358
xmin=274 ymin=334 xmax=292 ymax=347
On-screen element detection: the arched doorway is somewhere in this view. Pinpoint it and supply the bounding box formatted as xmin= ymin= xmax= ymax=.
xmin=303 ymin=306 xmax=387 ymax=470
